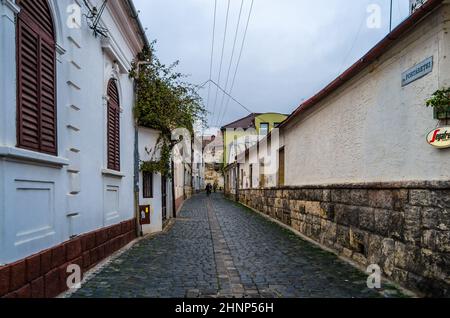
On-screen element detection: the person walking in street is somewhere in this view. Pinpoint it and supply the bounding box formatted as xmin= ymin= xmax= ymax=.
xmin=206 ymin=183 xmax=213 ymax=197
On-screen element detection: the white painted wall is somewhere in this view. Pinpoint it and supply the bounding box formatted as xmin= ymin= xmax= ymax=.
xmin=192 ymin=135 xmax=204 ymax=192
xmin=138 ymin=127 xmax=174 ymax=235
xmin=283 ymin=5 xmax=450 ymax=186
xmin=173 ymin=146 xmax=185 ymax=204
xmin=232 ymin=129 xmax=284 ymax=190
xmin=0 ymin=0 xmax=143 ymax=264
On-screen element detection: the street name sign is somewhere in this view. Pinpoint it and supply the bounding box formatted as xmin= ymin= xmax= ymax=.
xmin=402 ymin=56 xmax=433 ymax=87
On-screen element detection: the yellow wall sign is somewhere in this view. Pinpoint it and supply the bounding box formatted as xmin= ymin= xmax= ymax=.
xmin=139 ymin=205 xmax=151 ymax=225
xmin=427 ymin=127 xmax=450 ymax=149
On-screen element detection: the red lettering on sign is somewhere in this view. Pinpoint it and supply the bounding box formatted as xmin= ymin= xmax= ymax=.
xmin=429 ymin=129 xmax=440 ymax=143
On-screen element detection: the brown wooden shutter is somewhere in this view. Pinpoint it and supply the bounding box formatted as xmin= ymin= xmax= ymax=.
xmin=17 ymin=0 xmax=57 ymax=155
xmin=107 ymin=79 xmax=121 ymax=171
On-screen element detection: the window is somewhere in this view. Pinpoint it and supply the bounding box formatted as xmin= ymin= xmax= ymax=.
xmin=249 ymin=164 xmax=253 ymax=188
xmin=142 ymin=172 xmax=153 ymax=198
xmin=260 ymin=123 xmax=269 ymax=136
xmin=278 ymin=147 xmax=285 ymax=187
xmin=17 ymin=0 xmax=57 ymax=155
xmin=107 ymin=79 xmax=120 ymax=171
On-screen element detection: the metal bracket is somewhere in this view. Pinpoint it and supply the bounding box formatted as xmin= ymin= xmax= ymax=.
xmin=83 ymin=0 xmax=109 ymax=38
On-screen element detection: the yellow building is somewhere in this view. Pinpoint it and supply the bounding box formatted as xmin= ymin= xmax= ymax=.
xmin=221 ymin=113 xmax=288 ymax=166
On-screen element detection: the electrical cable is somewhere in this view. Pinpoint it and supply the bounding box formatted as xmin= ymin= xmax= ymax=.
xmin=218 ymin=0 xmax=254 ymax=127
xmin=206 ymin=0 xmax=218 ymax=124
xmin=215 ymin=0 xmax=245 ymax=127
xmin=211 ymin=0 xmax=231 ymax=127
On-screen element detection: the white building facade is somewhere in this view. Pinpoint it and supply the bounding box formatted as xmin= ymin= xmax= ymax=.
xmin=0 ymin=0 xmax=147 ymax=298
xmin=229 ymin=0 xmax=450 ymax=296
xmin=138 ymin=127 xmax=175 ymax=235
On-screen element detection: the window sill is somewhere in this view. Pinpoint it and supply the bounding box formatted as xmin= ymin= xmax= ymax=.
xmin=101 ymin=169 xmax=125 ymax=179
xmin=0 ymin=146 xmax=69 ymax=168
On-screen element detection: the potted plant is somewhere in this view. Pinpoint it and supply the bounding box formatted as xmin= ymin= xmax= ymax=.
xmin=426 ymin=88 xmax=450 ymax=120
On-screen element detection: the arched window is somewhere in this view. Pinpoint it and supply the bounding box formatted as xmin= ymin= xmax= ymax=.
xmin=107 ymin=79 xmax=120 ymax=171
xmin=16 ymin=0 xmax=57 ymax=155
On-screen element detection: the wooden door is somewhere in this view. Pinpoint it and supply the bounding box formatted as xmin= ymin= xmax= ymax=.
xmin=278 ymin=147 xmax=285 ymax=187
xmin=161 ymin=176 xmax=167 ymax=221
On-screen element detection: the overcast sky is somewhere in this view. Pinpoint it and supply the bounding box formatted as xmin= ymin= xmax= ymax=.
xmin=133 ymin=0 xmax=411 ymax=130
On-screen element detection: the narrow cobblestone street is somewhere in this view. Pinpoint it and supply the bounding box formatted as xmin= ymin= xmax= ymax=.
xmin=71 ymin=194 xmax=394 ymax=298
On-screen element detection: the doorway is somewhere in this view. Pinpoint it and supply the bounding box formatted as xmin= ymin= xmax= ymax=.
xmin=161 ymin=176 xmax=167 ymax=222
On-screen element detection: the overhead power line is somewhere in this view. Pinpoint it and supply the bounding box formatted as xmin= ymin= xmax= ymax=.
xmin=211 ymin=0 xmax=231 ymax=126
xmin=337 ymin=7 xmax=366 ymax=76
xmin=215 ymin=0 xmax=245 ymax=128
xmin=200 ymin=79 xmax=253 ymax=116
xmin=206 ymin=0 xmax=218 ymax=124
xmin=218 ymin=0 xmax=254 ymax=127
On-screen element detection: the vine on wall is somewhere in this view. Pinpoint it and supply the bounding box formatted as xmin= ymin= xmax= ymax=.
xmin=130 ymin=41 xmax=206 ymax=177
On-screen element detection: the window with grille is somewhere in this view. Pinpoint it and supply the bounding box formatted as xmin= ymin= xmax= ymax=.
xmin=107 ymin=79 xmax=120 ymax=171
xmin=142 ymin=172 xmax=153 ymax=198
xmin=16 ymin=0 xmax=57 ymax=155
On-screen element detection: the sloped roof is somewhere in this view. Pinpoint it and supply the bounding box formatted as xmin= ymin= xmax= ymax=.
xmin=125 ymin=0 xmax=149 ymax=47
xmin=221 ymin=113 xmax=261 ymax=130
xmin=221 ymin=112 xmax=289 ymax=130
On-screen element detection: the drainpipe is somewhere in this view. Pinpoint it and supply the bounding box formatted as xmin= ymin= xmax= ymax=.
xmin=127 ymin=0 xmax=149 ymax=236
xmin=132 ymin=66 xmax=144 ymax=237
xmin=127 ymin=0 xmax=148 ymax=236
xmin=134 ymin=125 xmax=143 ymax=237
xmin=126 ymin=0 xmax=150 ymax=47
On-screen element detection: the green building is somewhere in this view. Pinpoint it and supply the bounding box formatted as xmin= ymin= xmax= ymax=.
xmin=221 ymin=113 xmax=288 ymax=166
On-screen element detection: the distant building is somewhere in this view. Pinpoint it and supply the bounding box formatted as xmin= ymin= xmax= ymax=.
xmin=172 ymin=141 xmax=194 ymax=212
xmin=203 ymin=134 xmax=224 ymax=190
xmin=192 ymin=134 xmax=205 ymax=193
xmin=221 ymin=113 xmax=288 ymax=166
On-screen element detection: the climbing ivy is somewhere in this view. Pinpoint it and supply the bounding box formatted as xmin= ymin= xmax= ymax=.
xmin=130 ymin=41 xmax=206 ymax=176
xmin=140 ymin=136 xmax=172 ymax=177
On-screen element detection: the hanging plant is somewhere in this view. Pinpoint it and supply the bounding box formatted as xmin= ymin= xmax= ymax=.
xmin=140 ymin=136 xmax=172 ymax=177
xmin=426 ymin=88 xmax=450 ymax=119
xmin=129 ymin=41 xmax=206 ymax=177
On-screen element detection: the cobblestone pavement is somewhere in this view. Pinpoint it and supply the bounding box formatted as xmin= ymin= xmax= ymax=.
xmin=71 ymin=194 xmax=401 ymax=298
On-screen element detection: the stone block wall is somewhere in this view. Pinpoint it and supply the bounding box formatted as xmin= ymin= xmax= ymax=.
xmin=0 ymin=219 xmax=137 ymax=298
xmin=235 ymin=182 xmax=450 ymax=297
